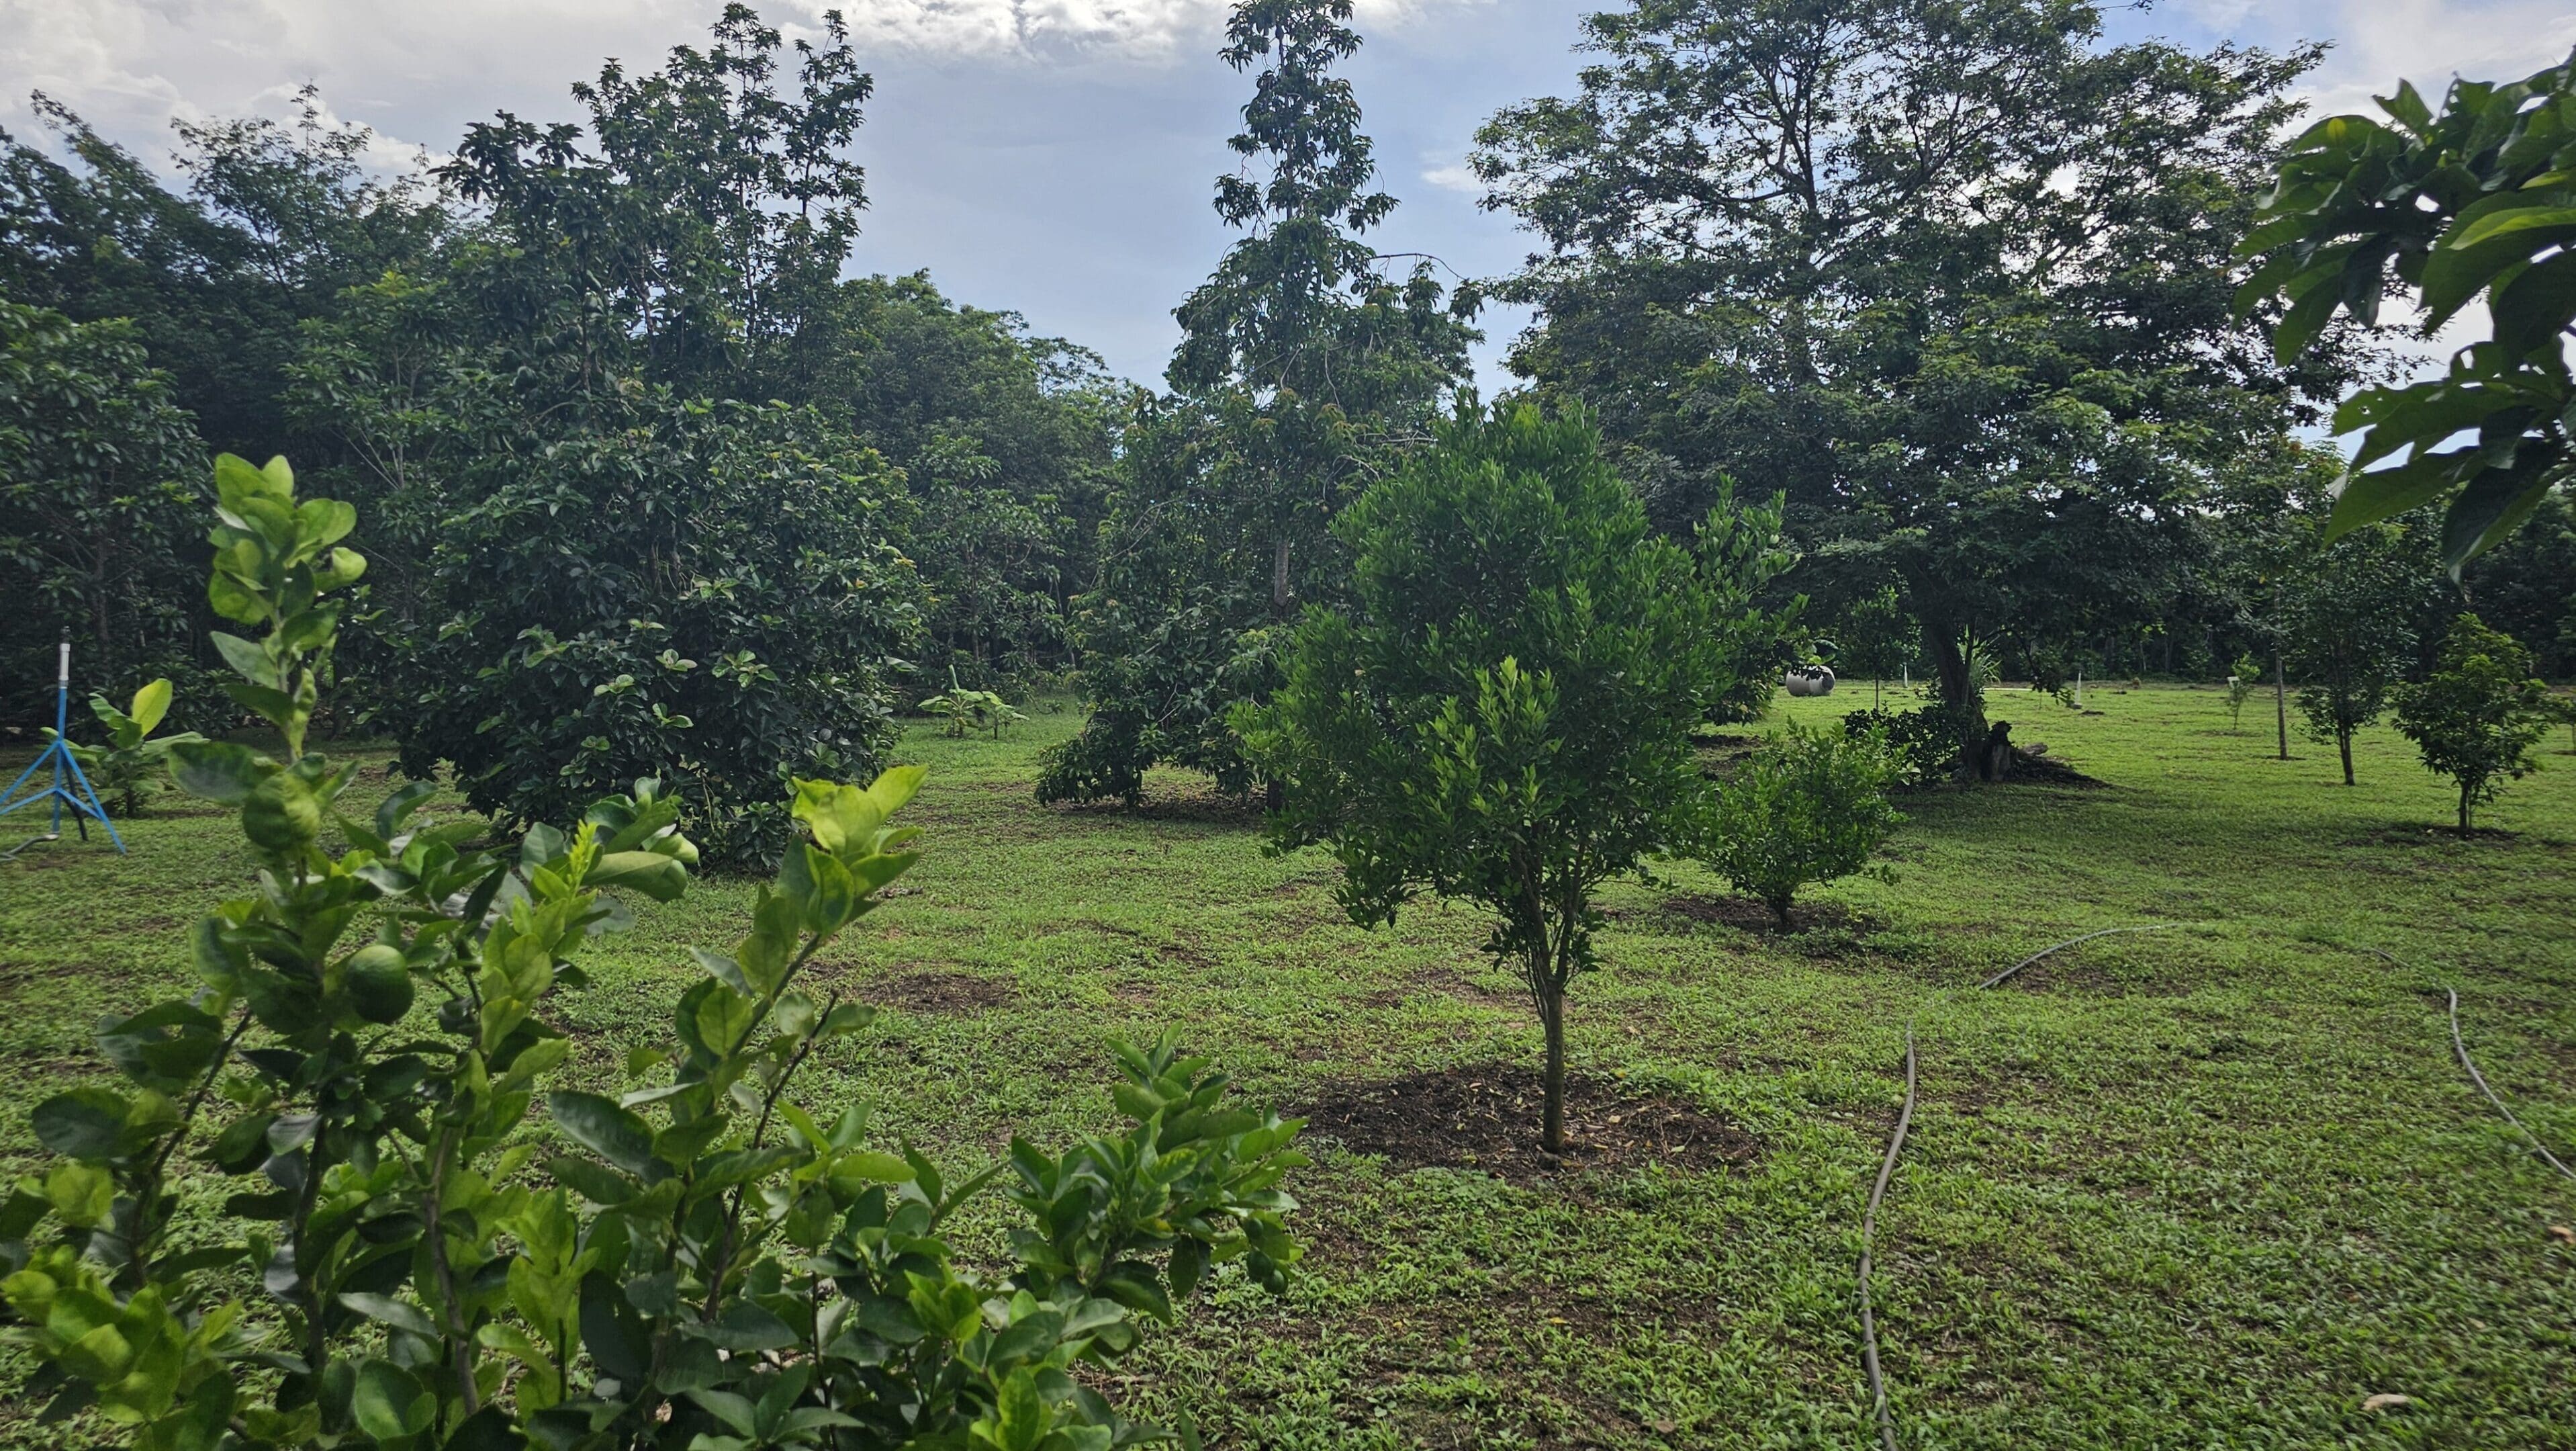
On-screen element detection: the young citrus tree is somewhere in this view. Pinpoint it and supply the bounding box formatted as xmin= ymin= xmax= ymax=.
xmin=1698 ymin=725 xmax=1905 ymax=928
xmin=2395 ymin=613 xmax=2554 ymax=836
xmin=1238 ymin=402 xmax=1737 ymax=1152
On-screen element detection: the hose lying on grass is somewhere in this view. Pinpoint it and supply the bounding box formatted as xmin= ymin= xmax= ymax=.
xmin=2355 ymin=944 xmax=2576 ymax=1186
xmin=1857 ymin=924 xmax=2182 ymax=1451
xmin=1857 ymin=931 xmax=2576 ymax=1451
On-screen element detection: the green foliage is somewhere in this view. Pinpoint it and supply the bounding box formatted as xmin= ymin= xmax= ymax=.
xmin=2236 ymin=54 xmax=2576 ymax=569
xmin=2394 ymin=613 xmax=2554 ymax=835
xmin=1047 ymin=0 xmax=1477 ymax=805
xmin=1473 ymin=0 xmax=2338 ymax=754
xmin=52 ymin=678 xmax=206 ymax=817
xmin=2280 ymin=519 xmax=2450 ymax=785
xmin=2225 ymin=653 xmax=2263 ymax=734
xmin=1839 ymin=702 xmax=1980 ymax=785
xmin=1697 ymin=725 xmax=1905 ymax=928
xmin=1239 ymin=402 xmax=1737 ymax=1150
xmin=835 ymin=274 xmax=1123 ymax=678
xmin=361 ymin=394 xmax=921 ymax=865
xmin=0 ymin=300 xmax=211 ymax=736
xmin=921 ymin=670 xmax=1029 ymax=740
xmin=1837 ymin=585 xmax=1916 ymax=709
xmin=1 ymin=459 xmax=1301 ymax=1450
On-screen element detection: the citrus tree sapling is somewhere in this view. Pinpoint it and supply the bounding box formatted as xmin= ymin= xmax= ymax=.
xmin=2394 ymin=613 xmax=2553 ymax=836
xmin=1239 ymin=402 xmax=1741 ymax=1152
xmin=1699 ymin=725 xmax=1906 ymax=928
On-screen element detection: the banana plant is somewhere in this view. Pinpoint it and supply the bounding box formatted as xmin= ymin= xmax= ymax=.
xmin=44 ymin=678 xmax=205 ymax=817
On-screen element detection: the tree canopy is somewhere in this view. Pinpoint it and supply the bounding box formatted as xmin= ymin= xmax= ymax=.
xmin=1473 ymin=0 xmax=2359 ymax=764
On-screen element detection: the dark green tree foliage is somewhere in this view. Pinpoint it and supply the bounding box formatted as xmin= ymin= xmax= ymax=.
xmin=0 ymin=90 xmax=445 ymax=459
xmin=2281 ymin=519 xmax=2448 ymax=785
xmin=1041 ymin=0 xmax=1477 ymax=804
xmin=1240 ymin=404 xmax=1733 ymax=1151
xmin=1474 ymin=0 xmax=2343 ymax=770
xmin=2236 ymin=54 xmax=2576 ymax=570
xmin=377 ymin=395 xmax=921 ymax=864
xmin=2395 ymin=613 xmax=2555 ymax=835
xmin=281 ymin=11 xmax=930 ymax=863
xmin=436 ymin=3 xmax=871 ymax=402
xmin=0 ymin=300 xmax=209 ymax=732
xmin=2461 ymin=494 xmax=2576 ymax=679
xmin=830 ymin=273 xmax=1123 ymax=679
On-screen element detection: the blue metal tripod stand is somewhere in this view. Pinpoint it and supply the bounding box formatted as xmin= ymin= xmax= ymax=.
xmin=1 ymin=630 xmax=124 ymax=853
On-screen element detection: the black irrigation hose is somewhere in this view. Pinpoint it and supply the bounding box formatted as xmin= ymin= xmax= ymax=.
xmin=1857 ymin=924 xmax=2181 ymax=1451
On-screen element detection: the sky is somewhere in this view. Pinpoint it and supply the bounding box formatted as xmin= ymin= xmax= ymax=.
xmin=4 ymin=0 xmax=2573 ymax=390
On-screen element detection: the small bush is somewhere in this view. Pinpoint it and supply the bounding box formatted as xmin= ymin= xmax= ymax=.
xmin=1700 ymin=724 xmax=1906 ymax=927
xmin=1840 ymin=703 xmax=1974 ymax=784
xmin=2394 ymin=613 xmax=2552 ymax=836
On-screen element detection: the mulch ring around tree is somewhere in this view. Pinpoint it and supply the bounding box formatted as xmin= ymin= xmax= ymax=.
xmin=1655 ymin=893 xmax=1872 ymax=936
xmin=1293 ymin=1063 xmax=1757 ymax=1185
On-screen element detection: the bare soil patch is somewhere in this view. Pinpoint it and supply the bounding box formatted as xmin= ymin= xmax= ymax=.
xmin=867 ymin=970 xmax=1015 ymax=1014
xmin=1293 ymin=1063 xmax=1757 ymax=1184
xmin=1655 ymin=892 xmax=1872 ymax=936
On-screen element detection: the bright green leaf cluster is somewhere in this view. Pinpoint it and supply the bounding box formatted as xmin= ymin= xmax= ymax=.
xmin=2237 ymin=58 xmax=2576 ymax=568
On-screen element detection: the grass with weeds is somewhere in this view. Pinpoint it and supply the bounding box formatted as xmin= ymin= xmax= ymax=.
xmin=4 ymin=684 xmax=2573 ymax=1448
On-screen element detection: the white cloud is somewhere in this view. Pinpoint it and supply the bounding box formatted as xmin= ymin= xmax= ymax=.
xmin=1420 ymin=159 xmax=1479 ymax=195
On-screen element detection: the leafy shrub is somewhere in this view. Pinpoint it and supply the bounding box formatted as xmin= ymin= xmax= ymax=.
xmin=2279 ymin=521 xmax=2444 ymax=785
xmin=920 ymin=670 xmax=1029 ymax=740
xmin=1240 ymin=402 xmax=1738 ymax=1151
xmin=51 ymin=678 xmax=204 ymax=816
xmin=1840 ymin=703 xmax=1977 ymax=785
xmin=364 ymin=395 xmax=925 ymax=866
xmin=0 ymin=455 xmax=1303 ymax=1450
xmin=1697 ymin=724 xmax=1905 ymax=927
xmin=2394 ymin=613 xmax=2553 ymax=836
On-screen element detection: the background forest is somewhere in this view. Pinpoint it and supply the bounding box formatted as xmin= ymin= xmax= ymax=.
xmin=6 ymin=1 xmax=2572 ymax=859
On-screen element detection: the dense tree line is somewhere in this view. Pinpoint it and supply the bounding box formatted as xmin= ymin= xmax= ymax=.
xmin=3 ymin=0 xmax=2569 ymax=852
xmin=0 ymin=8 xmax=1116 ymax=856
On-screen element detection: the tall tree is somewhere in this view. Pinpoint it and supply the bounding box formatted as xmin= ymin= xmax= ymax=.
xmin=1041 ymin=0 xmax=1477 ymax=804
xmin=0 ymin=90 xmax=445 ymax=459
xmin=1474 ymin=0 xmax=2349 ymax=773
xmin=435 ymin=3 xmax=871 ymax=404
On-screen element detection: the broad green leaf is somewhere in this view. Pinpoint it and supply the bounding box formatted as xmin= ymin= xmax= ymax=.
xmin=128 ymin=678 xmax=172 ymax=737
xmin=547 ymin=1092 xmax=664 ymax=1182
xmin=338 ymin=1292 xmax=439 ymax=1339
xmin=169 ymin=742 xmax=272 ymax=803
xmin=350 ymin=1358 xmax=434 ymax=1440
xmin=32 ymin=1089 xmax=129 ymax=1160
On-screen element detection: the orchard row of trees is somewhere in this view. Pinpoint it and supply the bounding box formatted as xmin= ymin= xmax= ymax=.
xmin=6 ymin=0 xmax=2572 ymax=864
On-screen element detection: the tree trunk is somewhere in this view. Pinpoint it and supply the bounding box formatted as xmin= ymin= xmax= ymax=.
xmin=1271 ymin=535 xmax=1292 ymax=619
xmin=2458 ymin=783 xmax=2473 ymax=838
xmin=2272 ymin=655 xmax=2289 ymax=760
xmin=2337 ymin=728 xmax=2354 ymax=786
xmin=1532 ymin=946 xmax=1566 ymax=1154
xmin=1925 ymin=625 xmax=1988 ymax=781
xmin=1768 ymin=894 xmax=1794 ymax=930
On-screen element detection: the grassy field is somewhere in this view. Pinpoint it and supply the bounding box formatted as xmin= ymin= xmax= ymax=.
xmin=5 ymin=683 xmax=2575 ymax=1449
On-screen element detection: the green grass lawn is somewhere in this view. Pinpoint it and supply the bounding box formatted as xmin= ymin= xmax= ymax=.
xmin=5 ymin=684 xmax=2575 ymax=1448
